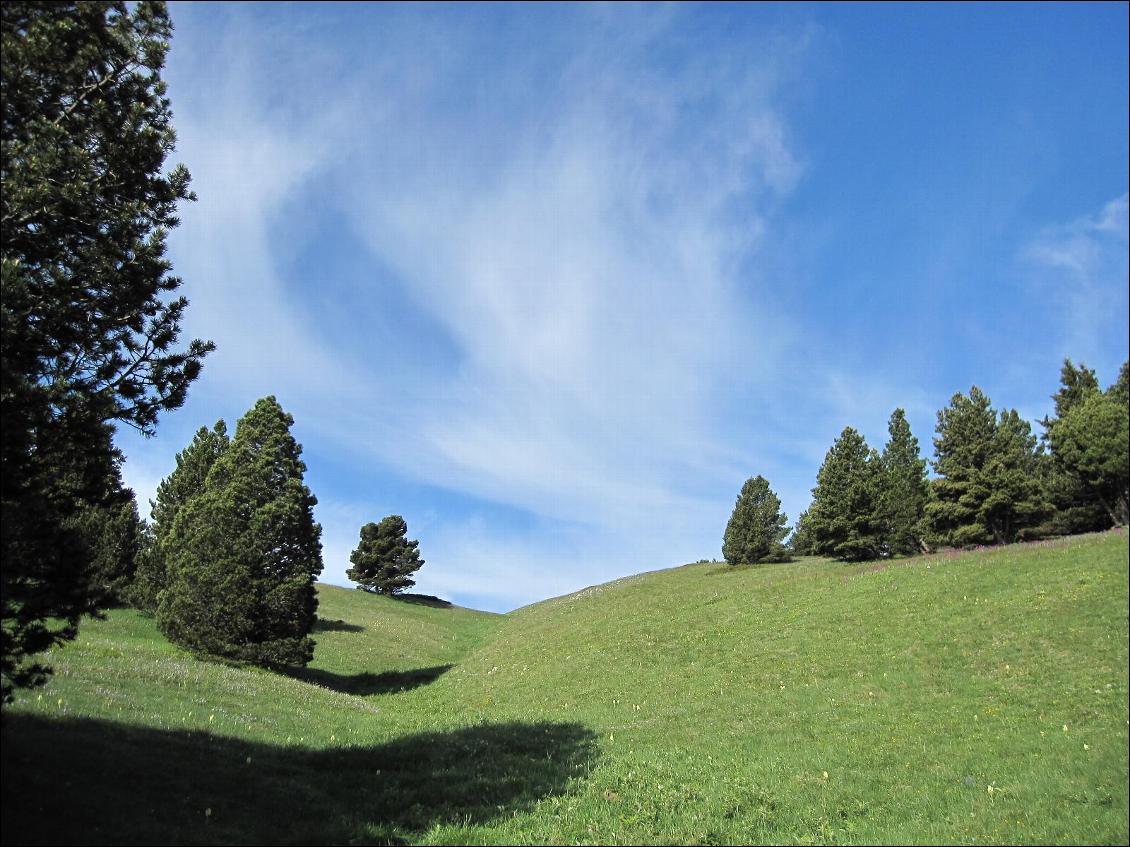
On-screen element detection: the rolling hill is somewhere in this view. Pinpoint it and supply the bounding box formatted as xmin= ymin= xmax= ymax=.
xmin=2 ymin=530 xmax=1127 ymax=844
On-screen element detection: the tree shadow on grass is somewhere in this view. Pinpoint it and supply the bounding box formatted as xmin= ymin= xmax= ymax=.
xmin=312 ymin=617 xmax=365 ymax=633
xmin=285 ymin=663 xmax=453 ymax=696
xmin=392 ymin=592 xmax=452 ymax=609
xmin=1 ymin=713 xmax=599 ymax=845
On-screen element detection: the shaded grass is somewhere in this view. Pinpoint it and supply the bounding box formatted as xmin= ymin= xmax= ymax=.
xmin=284 ymin=663 xmax=454 ymax=696
xmin=2 ymin=531 xmax=1127 ymax=844
xmin=2 ymin=714 xmax=597 ymax=845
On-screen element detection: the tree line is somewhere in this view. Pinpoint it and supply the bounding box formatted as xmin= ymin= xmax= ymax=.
xmin=723 ymin=360 xmax=1129 ymax=566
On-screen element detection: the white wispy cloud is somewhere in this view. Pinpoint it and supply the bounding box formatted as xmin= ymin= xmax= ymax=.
xmin=1020 ymin=193 xmax=1129 ymax=365
xmin=130 ymin=7 xmax=1117 ymax=613
xmin=124 ymin=6 xmax=827 ymax=610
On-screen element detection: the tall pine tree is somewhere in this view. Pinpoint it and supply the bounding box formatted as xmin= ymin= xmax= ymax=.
xmin=1042 ymin=359 xmax=1101 ymax=430
xmin=347 ymin=516 xmax=425 ymax=595
xmin=808 ymin=427 xmax=884 ymax=561
xmin=1038 ymin=359 xmax=1108 ymax=534
xmin=879 ymin=408 xmax=929 ymax=556
xmin=69 ymin=484 xmax=143 ymax=608
xmin=158 ymin=398 xmax=322 ymax=667
xmin=789 ymin=509 xmax=815 ymax=556
xmin=722 ymin=476 xmax=790 ymax=565
xmin=2 ymin=1 xmax=212 ymax=702
xmin=131 ymin=420 xmax=229 ymax=612
xmin=927 ymin=387 xmax=1048 ymax=546
xmin=979 ymin=410 xmax=1050 ymax=543
xmin=926 ymin=387 xmax=997 ymax=547
xmin=1049 ymin=364 xmax=1130 ymax=526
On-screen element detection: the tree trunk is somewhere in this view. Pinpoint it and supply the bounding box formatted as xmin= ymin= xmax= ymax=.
xmin=1094 ymin=491 xmax=1121 ymax=528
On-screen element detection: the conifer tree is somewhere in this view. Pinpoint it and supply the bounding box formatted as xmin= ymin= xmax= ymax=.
xmin=807 ymin=427 xmax=884 ymax=561
xmin=36 ymin=418 xmax=143 ymax=606
xmin=722 ymin=476 xmax=790 ymax=565
xmin=789 ymin=509 xmax=815 ymax=556
xmin=71 ymin=493 xmax=143 ymax=607
xmin=927 ymin=387 xmax=1048 ymax=546
xmin=979 ymin=410 xmax=1050 ymax=543
xmin=925 ymin=387 xmax=997 ymax=547
xmin=1042 ymin=359 xmax=1101 ymax=431
xmin=1050 ymin=366 xmax=1130 ymax=526
xmin=1109 ymin=362 xmax=1129 ymax=408
xmin=1038 ymin=359 xmax=1107 ymax=534
xmin=131 ymin=421 xmax=229 ymax=612
xmin=1 ymin=412 xmax=131 ymax=700
xmin=157 ymin=398 xmax=322 ymax=666
xmin=879 ymin=409 xmax=930 ymax=556
xmin=347 ymin=516 xmax=425 ymax=595
xmin=2 ymin=1 xmax=212 ymax=701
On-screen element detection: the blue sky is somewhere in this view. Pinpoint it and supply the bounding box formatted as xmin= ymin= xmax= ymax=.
xmin=116 ymin=2 xmax=1129 ymax=613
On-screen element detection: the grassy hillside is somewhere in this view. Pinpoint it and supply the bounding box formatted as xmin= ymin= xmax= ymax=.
xmin=3 ymin=531 xmax=1127 ymax=845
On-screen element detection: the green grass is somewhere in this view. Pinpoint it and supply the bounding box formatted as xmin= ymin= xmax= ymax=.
xmin=3 ymin=531 xmax=1128 ymax=844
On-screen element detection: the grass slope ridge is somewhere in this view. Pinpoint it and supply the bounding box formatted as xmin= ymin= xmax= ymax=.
xmin=3 ymin=531 xmax=1127 ymax=845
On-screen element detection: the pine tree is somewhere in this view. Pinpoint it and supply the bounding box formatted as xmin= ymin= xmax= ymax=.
xmin=71 ymin=492 xmax=143 ymax=607
xmin=1049 ymin=367 xmax=1130 ymax=526
xmin=927 ymin=387 xmax=1048 ymax=546
xmin=879 ymin=409 xmax=929 ymax=556
xmin=1038 ymin=359 xmax=1107 ymax=535
xmin=722 ymin=476 xmax=790 ymax=565
xmin=789 ymin=509 xmax=815 ymax=556
xmin=130 ymin=420 xmax=229 ymax=612
xmin=347 ymin=516 xmax=425 ymax=595
xmin=925 ymin=387 xmax=997 ymax=547
xmin=157 ymin=398 xmax=322 ymax=667
xmin=979 ymin=410 xmax=1050 ymax=543
xmin=2 ymin=2 xmax=212 ymax=702
xmin=1042 ymin=359 xmax=1101 ymax=431
xmin=1 ymin=412 xmax=130 ymax=700
xmin=1109 ymin=362 xmax=1129 ymax=408
xmin=807 ymin=427 xmax=884 ymax=561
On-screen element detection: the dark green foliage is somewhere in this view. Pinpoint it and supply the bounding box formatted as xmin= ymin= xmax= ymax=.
xmin=157 ymin=398 xmax=322 ymax=667
xmin=926 ymin=387 xmax=998 ymax=547
xmin=926 ymin=387 xmax=1048 ymax=547
xmin=1 ymin=0 xmax=212 ymax=428
xmin=127 ymin=527 xmax=160 ymax=615
xmin=980 ymin=410 xmax=1050 ymax=543
xmin=722 ymin=476 xmax=789 ymax=565
xmin=788 ymin=509 xmax=815 ymax=556
xmin=1036 ymin=359 xmax=1109 ymax=535
xmin=1 ymin=417 xmax=126 ymax=699
xmin=131 ymin=421 xmax=229 ymax=612
xmin=1 ymin=1 xmax=211 ymax=701
xmin=70 ymin=492 xmax=143 ymax=607
xmin=807 ymin=428 xmax=884 ymax=561
xmin=879 ymin=408 xmax=929 ymax=556
xmin=1109 ymin=362 xmax=1129 ymax=408
xmin=1034 ymin=452 xmax=1109 ymax=537
xmin=1049 ymin=372 xmax=1129 ymax=526
xmin=1042 ymin=359 xmax=1100 ymax=428
xmin=40 ymin=417 xmax=141 ymax=606
xmin=347 ymin=516 xmax=425 ymax=595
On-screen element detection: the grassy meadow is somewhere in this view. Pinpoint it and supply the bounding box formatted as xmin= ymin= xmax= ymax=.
xmin=2 ymin=530 xmax=1127 ymax=845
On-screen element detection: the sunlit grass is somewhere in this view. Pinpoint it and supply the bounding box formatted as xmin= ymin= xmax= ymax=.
xmin=3 ymin=530 xmax=1127 ymax=844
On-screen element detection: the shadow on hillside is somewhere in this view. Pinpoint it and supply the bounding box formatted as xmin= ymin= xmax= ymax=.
xmin=1 ymin=713 xmax=599 ymax=845
xmin=393 ymin=592 xmax=453 ymax=609
xmin=313 ymin=617 xmax=365 ymax=633
xmin=285 ymin=663 xmax=454 ymax=696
